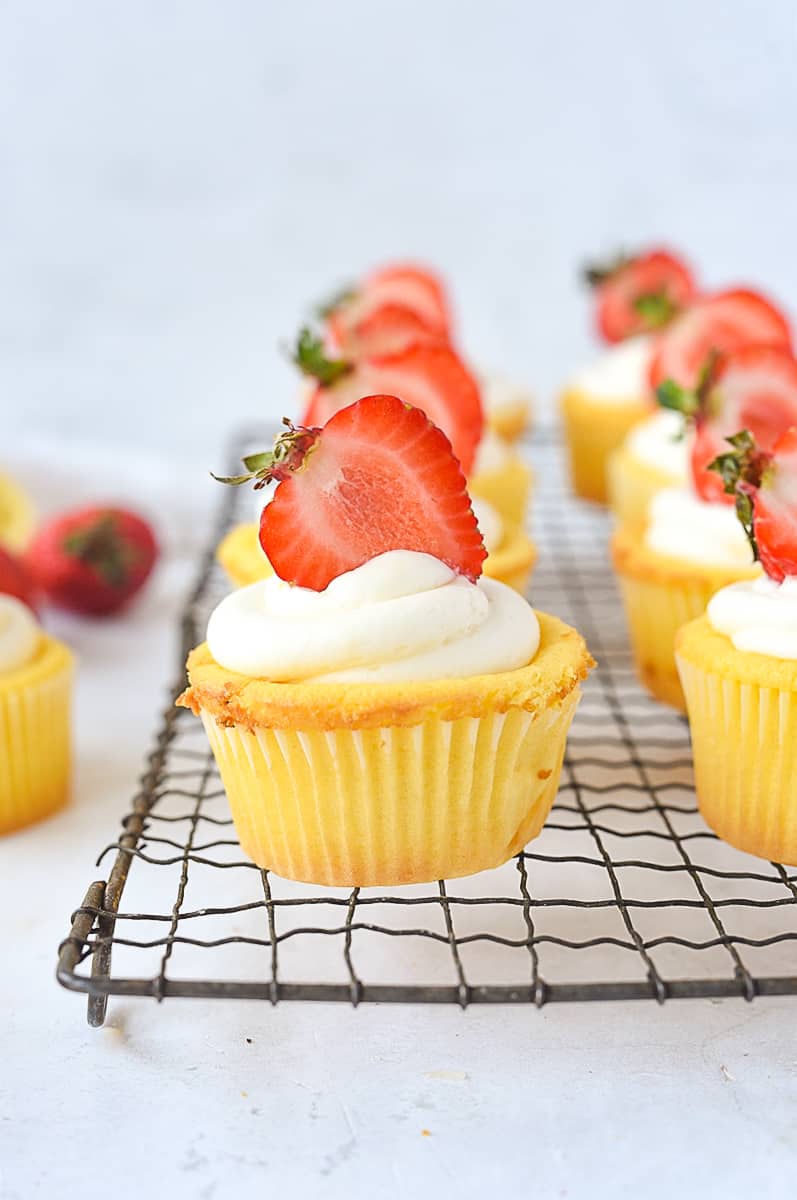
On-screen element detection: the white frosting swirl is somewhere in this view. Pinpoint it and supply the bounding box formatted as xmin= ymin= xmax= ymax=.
xmin=472 ymin=429 xmax=513 ymax=474
xmin=625 ymin=410 xmax=690 ymax=480
xmin=471 ymin=497 xmax=502 ymax=554
xmin=569 ymin=335 xmax=652 ymax=403
xmin=0 ymin=596 xmax=39 ymax=673
xmin=478 ymin=370 xmax=531 ymax=416
xmin=207 ymin=550 xmax=539 ymax=683
xmin=645 ymin=488 xmax=755 ymax=567
xmin=708 ymin=576 xmax=797 ymax=659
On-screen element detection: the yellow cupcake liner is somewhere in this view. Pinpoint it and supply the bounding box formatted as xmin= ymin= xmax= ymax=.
xmin=606 ymin=443 xmax=683 ymax=525
xmin=487 ymin=400 xmax=531 ymax=444
xmin=612 ymin=525 xmax=760 ymax=711
xmin=469 ymin=454 xmax=533 ymax=527
xmin=199 ymin=692 xmax=580 ymax=886
xmin=217 ymin=521 xmax=537 ymax=596
xmin=0 ymin=472 xmax=37 ymax=552
xmin=676 ymin=620 xmax=797 ymax=864
xmin=0 ymin=636 xmax=74 ymax=834
xmin=560 ymin=388 xmax=652 ymax=505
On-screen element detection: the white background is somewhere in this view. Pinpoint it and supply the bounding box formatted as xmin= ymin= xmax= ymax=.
xmin=2 ymin=3 xmax=797 ymax=1197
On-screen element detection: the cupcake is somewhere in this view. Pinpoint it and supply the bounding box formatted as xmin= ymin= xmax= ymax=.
xmin=478 ymin=371 xmax=533 ymax=443
xmin=613 ymin=305 xmax=797 ymax=708
xmin=606 ymin=408 xmax=690 ymax=524
xmin=291 ymin=327 xmax=533 ymax=526
xmin=561 ymin=248 xmax=697 ymax=504
xmin=0 ymin=595 xmax=73 ymax=834
xmin=676 ymin=428 xmax=797 ymax=863
xmin=183 ymin=395 xmax=592 ymax=886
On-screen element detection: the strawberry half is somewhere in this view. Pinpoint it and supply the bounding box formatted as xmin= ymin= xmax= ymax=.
xmin=332 ymin=301 xmax=447 ymax=359
xmin=649 ymin=289 xmax=792 ymax=391
xmin=710 ymin=427 xmax=797 ymax=582
xmin=294 ymin=329 xmax=483 ymax=475
xmin=26 ymin=506 xmax=158 ymax=615
xmin=215 ymin=396 xmax=487 ymax=591
xmin=657 ymin=344 xmax=797 ymax=503
xmin=322 ymin=262 xmax=451 ymax=351
xmin=584 ymin=248 xmax=696 ymax=343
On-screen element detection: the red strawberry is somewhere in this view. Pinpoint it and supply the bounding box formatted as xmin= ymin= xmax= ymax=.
xmin=215 ymin=395 xmax=486 ymax=591
xmin=294 ymin=329 xmax=483 ymax=476
xmin=0 ymin=545 xmax=38 ymax=611
xmin=323 ymin=262 xmax=451 ymax=350
xmin=657 ymin=345 xmax=797 ymax=503
xmin=26 ymin=506 xmax=158 ymax=615
xmin=710 ymin=427 xmax=797 ymax=581
xmin=584 ymin=248 xmax=697 ymax=343
xmin=649 ymin=289 xmax=792 ymax=391
xmin=332 ymin=301 xmax=447 ymax=359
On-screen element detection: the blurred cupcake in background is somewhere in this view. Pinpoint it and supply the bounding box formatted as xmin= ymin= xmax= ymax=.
xmin=560 ymin=247 xmax=697 ymax=503
xmin=0 ymin=472 xmax=36 ymax=553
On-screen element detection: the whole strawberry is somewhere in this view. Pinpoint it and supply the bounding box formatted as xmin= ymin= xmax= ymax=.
xmin=27 ymin=506 xmax=158 ymax=615
xmin=0 ymin=545 xmax=38 ymax=611
xmin=583 ymin=247 xmax=697 ymax=343
xmin=710 ymin=427 xmax=797 ymax=582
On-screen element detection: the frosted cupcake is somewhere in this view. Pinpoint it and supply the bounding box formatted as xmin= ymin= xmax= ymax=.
xmin=561 ymin=247 xmax=698 ymax=504
xmin=182 ymin=395 xmax=592 ymax=886
xmin=676 ymin=428 xmax=797 ymax=863
xmin=0 ymin=473 xmax=36 ymax=552
xmin=0 ymin=596 xmax=73 ymax=833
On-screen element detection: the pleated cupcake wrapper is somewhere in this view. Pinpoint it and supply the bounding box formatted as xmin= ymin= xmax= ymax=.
xmin=676 ymin=655 xmax=797 ymax=865
xmin=560 ymin=390 xmax=649 ymax=505
xmin=200 ymin=693 xmax=580 ymax=887
xmin=0 ymin=647 xmax=73 ymax=834
xmin=606 ymin=448 xmax=680 ymax=526
xmin=615 ymin=572 xmax=720 ymax=710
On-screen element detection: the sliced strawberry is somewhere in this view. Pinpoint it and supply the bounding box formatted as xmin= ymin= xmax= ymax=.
xmin=649 ymin=289 xmax=792 ymax=390
xmin=0 ymin=545 xmax=38 ymax=611
xmin=333 ymin=301 xmax=447 ymax=359
xmin=709 ymin=427 xmax=797 ymax=581
xmin=296 ymin=333 xmax=483 ymax=476
xmin=324 ymin=262 xmax=451 ymax=350
xmin=215 ymin=396 xmax=487 ymax=590
xmin=658 ymin=344 xmax=797 ymax=502
xmin=586 ymin=248 xmax=697 ymax=343
xmin=753 ymin=428 xmax=797 ymax=582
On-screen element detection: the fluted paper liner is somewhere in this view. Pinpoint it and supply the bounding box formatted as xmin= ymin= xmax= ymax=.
xmin=677 ymin=639 xmax=797 ymax=865
xmin=200 ymin=694 xmax=580 ymax=886
xmin=606 ymin=444 xmax=682 ymax=525
xmin=0 ymin=636 xmax=73 ymax=834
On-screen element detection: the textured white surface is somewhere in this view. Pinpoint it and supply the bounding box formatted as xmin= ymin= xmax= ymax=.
xmin=2 ymin=1 xmax=797 ymax=1195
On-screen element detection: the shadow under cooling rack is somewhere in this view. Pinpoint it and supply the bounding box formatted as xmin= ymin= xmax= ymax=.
xmin=57 ymin=426 xmax=797 ymax=1026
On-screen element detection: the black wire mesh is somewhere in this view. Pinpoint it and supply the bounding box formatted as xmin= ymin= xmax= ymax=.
xmin=57 ymin=426 xmax=797 ymax=1026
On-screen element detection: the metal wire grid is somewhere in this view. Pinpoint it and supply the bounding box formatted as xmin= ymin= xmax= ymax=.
xmin=57 ymin=426 xmax=797 ymax=1026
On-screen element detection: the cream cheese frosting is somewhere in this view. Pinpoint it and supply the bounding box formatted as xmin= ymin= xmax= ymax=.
xmin=478 ymin=370 xmax=531 ymax=416
xmin=207 ymin=549 xmax=540 ymax=683
xmin=708 ymin=575 xmax=797 ymax=659
xmin=0 ymin=595 xmax=39 ymax=673
xmin=569 ymin=335 xmax=653 ymax=404
xmin=625 ymin=410 xmax=690 ymax=480
xmin=645 ymin=488 xmax=755 ymax=568
xmin=472 ymin=429 xmax=513 ymax=474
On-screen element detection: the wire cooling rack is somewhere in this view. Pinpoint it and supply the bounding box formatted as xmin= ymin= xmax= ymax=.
xmin=57 ymin=425 xmax=797 ymax=1025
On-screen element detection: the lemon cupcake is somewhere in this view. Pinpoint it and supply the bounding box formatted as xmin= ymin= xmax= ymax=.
xmin=0 ymin=473 xmax=36 ymax=552
xmin=479 ymin=371 xmax=533 ymax=443
xmin=607 ymin=409 xmax=690 ymax=524
xmin=560 ymin=336 xmax=655 ymax=504
xmin=612 ymin=488 xmax=759 ymax=709
xmin=218 ymin=495 xmax=536 ymax=597
xmin=185 ymin=395 xmax=592 ymax=886
xmin=0 ymin=596 xmax=74 ymax=834
xmin=676 ymin=428 xmax=797 ymax=862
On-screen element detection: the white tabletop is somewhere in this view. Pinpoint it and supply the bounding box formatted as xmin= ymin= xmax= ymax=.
xmin=3 ymin=2 xmax=797 ymax=1194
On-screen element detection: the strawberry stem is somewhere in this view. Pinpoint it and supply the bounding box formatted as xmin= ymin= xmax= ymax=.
xmin=582 ymin=251 xmax=630 ymax=288
xmin=63 ymin=513 xmax=137 ymax=587
xmin=212 ymin=419 xmax=321 ymax=488
xmin=292 ymin=328 xmax=353 ymax=387
xmin=632 ymin=290 xmax=678 ymax=329
xmin=316 ymin=284 xmax=357 ymax=321
xmin=708 ymin=429 xmax=773 ymax=563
